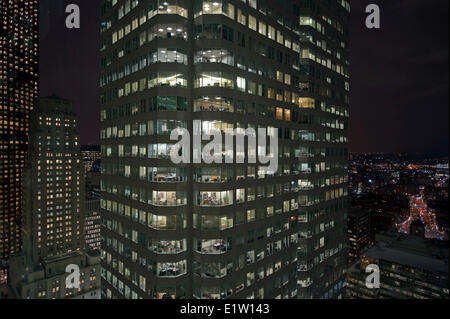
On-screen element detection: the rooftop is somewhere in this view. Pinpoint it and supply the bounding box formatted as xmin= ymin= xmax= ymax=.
xmin=362 ymin=232 xmax=449 ymax=274
xmin=347 ymin=207 xmax=370 ymax=218
xmin=42 ymin=251 xmax=83 ymax=265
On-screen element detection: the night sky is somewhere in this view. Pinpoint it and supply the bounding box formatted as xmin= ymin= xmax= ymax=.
xmin=40 ymin=0 xmax=449 ymax=156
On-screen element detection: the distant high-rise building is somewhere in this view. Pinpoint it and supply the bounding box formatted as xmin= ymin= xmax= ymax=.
xmin=8 ymin=96 xmax=100 ymax=299
xmin=346 ymin=208 xmax=370 ymax=265
xmin=81 ymin=145 xmax=101 ymax=174
xmin=0 ymin=0 xmax=38 ymax=261
xmin=86 ymin=197 xmax=101 ymax=250
xmin=22 ymin=96 xmax=85 ymax=259
xmin=85 ymin=172 xmax=101 ymax=250
xmin=346 ymin=232 xmax=449 ymax=299
xmin=100 ymin=0 xmax=349 ymax=299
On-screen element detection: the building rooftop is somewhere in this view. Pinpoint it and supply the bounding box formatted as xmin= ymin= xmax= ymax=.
xmin=347 ymin=207 xmax=370 ymax=218
xmin=42 ymin=251 xmax=83 ymax=265
xmin=36 ymin=95 xmax=75 ymax=115
xmin=81 ymin=145 xmax=101 ymax=152
xmin=86 ymin=250 xmax=101 ymax=258
xmin=362 ymin=232 xmax=449 ymax=274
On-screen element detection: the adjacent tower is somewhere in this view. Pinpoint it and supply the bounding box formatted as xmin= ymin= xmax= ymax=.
xmin=8 ymin=96 xmax=100 ymax=299
xmin=100 ymin=0 xmax=349 ymax=299
xmin=0 ymin=0 xmax=38 ymax=261
xmin=22 ymin=96 xmax=85 ymax=261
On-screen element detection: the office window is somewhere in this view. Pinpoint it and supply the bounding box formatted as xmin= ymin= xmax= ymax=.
xmin=148 ymin=24 xmax=187 ymax=41
xmin=298 ymin=97 xmax=315 ymax=109
xmin=277 ymin=30 xmax=283 ymax=44
xmin=258 ymin=21 xmax=266 ymax=36
xmin=276 ymin=71 xmax=283 ymax=82
xmin=195 ymin=0 xmax=235 ymax=19
xmin=148 ymin=72 xmax=187 ymax=88
xmin=225 ymin=2 xmax=235 ymax=19
xmin=237 ymin=77 xmax=246 ymax=92
xmin=194 ymin=97 xmax=234 ymax=112
xmin=284 ymin=73 xmax=291 ymax=85
xmin=248 ymin=80 xmax=257 ymax=95
xmin=249 ymin=15 xmax=257 ymax=31
xmin=195 ymin=72 xmax=234 ymax=88
xmin=149 ymin=48 xmax=187 ymax=64
xmin=156 ymin=0 xmax=187 ymax=18
xmin=199 ymin=1 xmax=222 ymax=15
xmin=195 ymin=49 xmax=234 ymax=66
xmin=268 ymin=25 xmax=275 ymax=40
xmin=237 ymin=8 xmax=246 ymax=25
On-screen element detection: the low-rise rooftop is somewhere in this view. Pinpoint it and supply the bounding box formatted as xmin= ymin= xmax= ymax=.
xmin=362 ymin=232 xmax=449 ymax=274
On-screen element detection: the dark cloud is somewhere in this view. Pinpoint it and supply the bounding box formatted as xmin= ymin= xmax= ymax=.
xmin=40 ymin=0 xmax=100 ymax=145
xmin=350 ymin=0 xmax=449 ymax=156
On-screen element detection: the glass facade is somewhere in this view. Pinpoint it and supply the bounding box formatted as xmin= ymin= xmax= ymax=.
xmin=101 ymin=0 xmax=349 ymax=299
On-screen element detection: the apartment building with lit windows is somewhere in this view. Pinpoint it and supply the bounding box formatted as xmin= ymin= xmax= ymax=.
xmin=8 ymin=96 xmax=100 ymax=299
xmin=100 ymin=0 xmax=350 ymax=299
xmin=0 ymin=0 xmax=38 ymax=263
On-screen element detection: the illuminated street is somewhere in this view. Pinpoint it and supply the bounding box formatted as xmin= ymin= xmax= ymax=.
xmin=397 ymin=192 xmax=445 ymax=240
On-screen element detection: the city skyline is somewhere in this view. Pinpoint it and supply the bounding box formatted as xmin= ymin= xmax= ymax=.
xmin=0 ymin=0 xmax=448 ymax=304
xmin=39 ymin=0 xmax=449 ymax=157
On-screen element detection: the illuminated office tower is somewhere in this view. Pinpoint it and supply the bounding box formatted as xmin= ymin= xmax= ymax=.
xmin=8 ymin=96 xmax=100 ymax=299
xmin=0 ymin=0 xmax=38 ymax=263
xmin=100 ymin=0 xmax=349 ymax=299
xmin=346 ymin=208 xmax=370 ymax=266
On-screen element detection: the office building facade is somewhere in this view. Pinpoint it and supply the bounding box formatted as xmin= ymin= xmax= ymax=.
xmin=0 ymin=0 xmax=38 ymax=261
xmin=100 ymin=0 xmax=349 ymax=299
